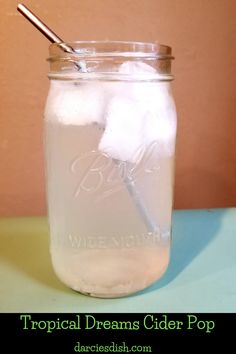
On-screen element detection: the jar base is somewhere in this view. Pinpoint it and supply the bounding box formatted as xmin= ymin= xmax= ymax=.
xmin=51 ymin=246 xmax=170 ymax=298
xmin=62 ymin=265 xmax=169 ymax=299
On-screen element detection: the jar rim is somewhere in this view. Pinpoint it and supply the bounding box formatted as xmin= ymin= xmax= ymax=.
xmin=48 ymin=40 xmax=174 ymax=61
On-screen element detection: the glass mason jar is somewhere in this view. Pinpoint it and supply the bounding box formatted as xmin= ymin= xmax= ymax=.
xmin=44 ymin=41 xmax=177 ymax=298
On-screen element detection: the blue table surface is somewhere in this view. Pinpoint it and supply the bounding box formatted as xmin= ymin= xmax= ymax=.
xmin=0 ymin=208 xmax=235 ymax=313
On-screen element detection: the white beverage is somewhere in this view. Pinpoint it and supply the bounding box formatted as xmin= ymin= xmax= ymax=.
xmin=44 ymin=66 xmax=176 ymax=297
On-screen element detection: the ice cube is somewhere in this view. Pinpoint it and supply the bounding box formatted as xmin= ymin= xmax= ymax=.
xmin=99 ymin=96 xmax=147 ymax=163
xmin=120 ymin=62 xmax=177 ymax=156
xmin=144 ymin=103 xmax=177 ymax=156
xmin=44 ymin=81 xmax=106 ymax=126
xmin=99 ymin=61 xmax=176 ymax=162
xmin=119 ymin=61 xmax=156 ymax=75
xmin=142 ymin=83 xmax=177 ymax=156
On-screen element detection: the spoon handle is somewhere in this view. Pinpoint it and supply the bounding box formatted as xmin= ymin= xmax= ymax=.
xmin=17 ymin=3 xmax=74 ymax=54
